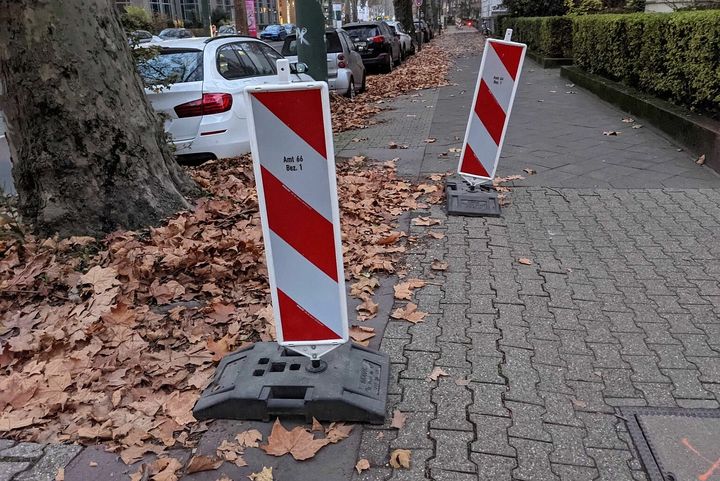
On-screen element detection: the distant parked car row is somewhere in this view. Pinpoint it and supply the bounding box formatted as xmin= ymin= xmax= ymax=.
xmin=132 ymin=20 xmax=435 ymax=163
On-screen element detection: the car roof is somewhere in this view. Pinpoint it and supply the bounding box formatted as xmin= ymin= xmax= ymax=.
xmin=144 ymin=36 xmax=266 ymax=49
xmin=344 ymin=21 xmax=384 ymax=26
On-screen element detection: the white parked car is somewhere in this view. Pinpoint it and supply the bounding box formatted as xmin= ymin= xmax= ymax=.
xmin=281 ymin=28 xmax=366 ymax=97
xmin=137 ymin=36 xmax=312 ymax=163
xmin=386 ymin=21 xmax=415 ymax=58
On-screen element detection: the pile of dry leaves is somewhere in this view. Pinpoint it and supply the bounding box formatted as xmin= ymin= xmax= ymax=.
xmin=0 ymin=155 xmax=441 ymax=463
xmin=330 ymin=32 xmax=486 ymax=133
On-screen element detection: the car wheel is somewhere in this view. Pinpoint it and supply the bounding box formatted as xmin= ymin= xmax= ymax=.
xmin=384 ymin=54 xmax=393 ymax=73
xmin=345 ymin=77 xmax=355 ymax=98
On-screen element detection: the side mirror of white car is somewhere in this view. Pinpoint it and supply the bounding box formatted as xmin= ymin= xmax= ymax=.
xmin=290 ymin=62 xmax=309 ymax=74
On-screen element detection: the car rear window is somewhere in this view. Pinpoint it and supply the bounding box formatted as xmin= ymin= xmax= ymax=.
xmin=344 ymin=25 xmax=380 ymax=41
xmin=137 ymin=49 xmax=203 ymax=85
xmin=281 ymin=32 xmax=342 ymax=56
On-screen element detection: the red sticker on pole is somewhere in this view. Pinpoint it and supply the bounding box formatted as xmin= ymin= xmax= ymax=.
xmin=458 ymin=38 xmax=526 ymax=183
xmin=244 ymin=82 xmax=348 ymax=359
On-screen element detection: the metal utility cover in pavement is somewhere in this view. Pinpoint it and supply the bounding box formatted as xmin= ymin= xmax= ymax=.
xmin=446 ymin=175 xmax=501 ymax=217
xmin=622 ymin=407 xmax=720 ymax=481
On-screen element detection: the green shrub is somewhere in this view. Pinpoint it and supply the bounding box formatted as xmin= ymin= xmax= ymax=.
xmin=120 ymin=5 xmax=152 ymax=32
xmin=502 ymin=16 xmax=573 ymax=57
xmin=573 ymin=11 xmax=720 ymax=115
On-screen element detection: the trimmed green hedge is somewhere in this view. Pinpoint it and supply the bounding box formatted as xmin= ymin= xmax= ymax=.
xmin=573 ymin=11 xmax=720 ymax=115
xmin=500 ymin=16 xmax=573 ymax=58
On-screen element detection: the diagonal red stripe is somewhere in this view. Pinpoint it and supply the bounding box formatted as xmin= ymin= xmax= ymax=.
xmin=252 ymin=89 xmax=327 ymax=159
xmin=277 ymin=289 xmax=342 ymax=341
xmin=460 ymin=143 xmax=491 ymax=178
xmin=475 ymin=80 xmax=506 ymax=145
xmin=490 ymin=42 xmax=524 ymax=80
xmin=260 ymin=166 xmax=339 ymax=282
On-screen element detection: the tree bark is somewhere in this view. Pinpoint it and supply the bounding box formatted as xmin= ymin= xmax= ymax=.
xmin=351 ymin=0 xmax=358 ymax=21
xmin=0 ymin=0 xmax=196 ymax=238
xmin=394 ymin=0 xmax=415 ymax=35
xmin=234 ymin=0 xmax=250 ymax=35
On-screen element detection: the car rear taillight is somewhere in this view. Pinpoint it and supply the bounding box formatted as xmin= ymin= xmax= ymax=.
xmin=338 ymin=53 xmax=346 ymax=68
xmin=371 ymin=35 xmax=385 ymax=44
xmin=174 ymin=93 xmax=233 ymax=118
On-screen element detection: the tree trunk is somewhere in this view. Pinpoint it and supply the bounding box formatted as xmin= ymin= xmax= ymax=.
xmin=0 ymin=0 xmax=196 ymax=238
xmin=394 ymin=0 xmax=415 ymax=35
xmin=234 ymin=0 xmax=250 ymax=35
xmin=351 ymin=0 xmax=358 ymax=21
xmin=343 ymin=0 xmax=351 ymax=23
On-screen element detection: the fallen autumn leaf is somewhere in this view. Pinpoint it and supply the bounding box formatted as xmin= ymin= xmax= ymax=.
xmin=389 ymin=449 xmax=411 ymax=469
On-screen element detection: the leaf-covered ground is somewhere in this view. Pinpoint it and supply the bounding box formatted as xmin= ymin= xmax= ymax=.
xmin=330 ymin=31 xmax=485 ymax=132
xmin=0 ymin=30 xmax=487 ymax=470
xmin=0 ymin=155 xmax=442 ymax=463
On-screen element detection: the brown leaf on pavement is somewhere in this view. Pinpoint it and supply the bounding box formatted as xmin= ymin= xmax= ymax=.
xmin=248 ymin=467 xmax=274 ymax=481
xmin=389 ymin=449 xmax=411 ymax=469
xmin=518 ymin=258 xmax=533 ymax=266
xmin=603 ymin=130 xmax=620 ymax=136
xmin=696 ymin=154 xmax=706 ymax=165
xmin=355 ymin=458 xmax=371 ymax=474
xmin=325 ymin=422 xmax=353 ymax=443
xmin=150 ymin=457 xmax=183 ymax=481
xmin=455 ymin=377 xmax=471 ymax=386
xmin=431 ymin=260 xmax=448 ymax=271
xmin=411 ymin=216 xmax=441 ymax=226
xmin=390 ymin=303 xmax=427 ymax=323
xmin=55 ymin=468 xmax=64 ymax=481
xmin=426 ymin=367 xmax=449 ymax=381
xmin=235 ymin=429 xmax=263 ymax=448
xmin=393 ymin=279 xmax=426 ymax=300
xmin=428 ymin=231 xmax=445 ymax=239
xmin=260 ymin=419 xmax=330 ymax=461
xmin=186 ymin=455 xmax=223 ymax=474
xmin=377 ymin=232 xmax=402 ymax=245
xmin=391 ymin=410 xmax=407 ymax=429
xmin=311 ymin=417 xmax=324 ymax=432
xmin=356 ymin=296 xmax=379 ymax=321
xmin=350 ymin=325 xmax=376 ymax=344
xmin=522 ymin=168 xmax=536 ymax=175
xmin=424 ymin=138 xmax=437 ymax=143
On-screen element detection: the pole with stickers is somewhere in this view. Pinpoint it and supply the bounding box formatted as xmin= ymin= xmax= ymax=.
xmin=446 ymin=29 xmax=527 ymax=216
xmin=194 ymin=60 xmax=389 ymax=424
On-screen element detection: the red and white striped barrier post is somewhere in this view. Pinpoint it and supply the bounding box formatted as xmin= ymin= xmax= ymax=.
xmin=244 ymin=80 xmax=348 ymax=361
xmin=458 ymin=30 xmax=526 ymax=186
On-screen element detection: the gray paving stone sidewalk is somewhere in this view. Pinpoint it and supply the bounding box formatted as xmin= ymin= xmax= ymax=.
xmin=348 ymin=30 xmax=720 ymax=481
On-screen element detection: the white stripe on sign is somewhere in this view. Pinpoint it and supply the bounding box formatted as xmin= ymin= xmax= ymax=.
xmin=465 ymin=112 xmax=499 ymax=175
xmin=481 ymin=44 xmax=515 ymax=112
xmin=250 ymin=95 xmax=333 ymax=222
xmin=268 ymin=230 xmax=346 ymax=338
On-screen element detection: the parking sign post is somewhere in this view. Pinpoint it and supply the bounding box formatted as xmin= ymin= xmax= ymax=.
xmin=193 ymin=78 xmax=389 ymax=424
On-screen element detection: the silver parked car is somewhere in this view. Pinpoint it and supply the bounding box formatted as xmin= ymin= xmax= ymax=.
xmin=282 ymin=28 xmax=366 ymax=97
xmin=386 ymin=21 xmax=415 ymax=58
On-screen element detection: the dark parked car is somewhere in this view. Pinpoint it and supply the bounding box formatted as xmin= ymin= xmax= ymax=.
xmin=414 ymin=20 xmax=431 ymax=43
xmin=158 ymin=28 xmax=194 ymax=40
xmin=128 ymin=30 xmax=160 ymax=44
xmin=260 ymin=24 xmax=287 ymax=41
xmin=343 ymin=21 xmax=401 ymax=73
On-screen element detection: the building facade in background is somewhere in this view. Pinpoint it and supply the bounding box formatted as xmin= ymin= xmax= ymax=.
xmin=115 ymin=0 xmax=282 ymax=30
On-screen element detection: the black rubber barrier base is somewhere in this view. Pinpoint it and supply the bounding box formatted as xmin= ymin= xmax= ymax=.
xmin=446 ymin=175 xmax=501 ymax=217
xmin=193 ymin=342 xmax=389 ymax=424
